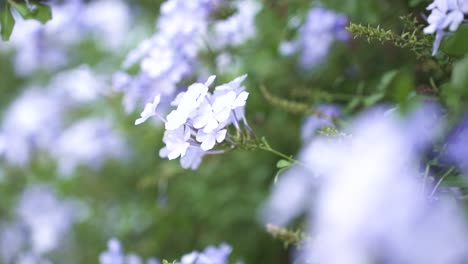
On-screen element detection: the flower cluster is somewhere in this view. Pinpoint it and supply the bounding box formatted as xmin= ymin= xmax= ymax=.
xmin=51 ymin=117 xmax=127 ymax=177
xmin=136 ymin=75 xmax=249 ymax=170
xmin=6 ymin=0 xmax=131 ymax=76
xmin=0 ymin=185 xmax=86 ymax=263
xmin=211 ymin=0 xmax=262 ymax=49
xmin=99 ymin=239 xmax=232 ymax=264
xmin=99 ymin=238 xmax=160 ymax=264
xmin=424 ymin=0 xmax=468 ymax=55
xmin=118 ymin=0 xmax=220 ymax=113
xmin=0 ymin=65 xmax=126 ymax=174
xmin=263 ymin=106 xmax=468 ymax=263
xmin=279 ymin=7 xmax=349 ymax=69
xmin=180 ymin=243 xmax=232 ymax=264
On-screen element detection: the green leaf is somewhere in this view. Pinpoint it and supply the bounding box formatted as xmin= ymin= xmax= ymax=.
xmin=0 ymin=4 xmax=14 ymax=41
xmin=363 ymin=92 xmax=385 ymax=107
xmin=276 ymin=159 xmax=292 ymax=169
xmin=389 ymin=71 xmax=414 ymax=104
xmin=451 ymin=55 xmax=468 ymax=90
xmin=9 ymin=1 xmax=30 ymax=18
xmin=409 ymin=0 xmax=427 ymax=7
xmin=8 ymin=1 xmax=52 ymax=24
xmin=441 ymin=24 xmax=468 ymax=56
xmin=377 ymin=70 xmax=398 ymax=91
xmin=29 ymin=3 xmax=52 ymax=24
xmin=442 ymin=176 xmax=468 ymax=188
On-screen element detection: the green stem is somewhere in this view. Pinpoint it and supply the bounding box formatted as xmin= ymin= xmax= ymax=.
xmin=257 ymin=137 xmax=302 ymax=165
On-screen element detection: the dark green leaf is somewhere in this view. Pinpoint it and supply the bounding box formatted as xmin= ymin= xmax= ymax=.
xmin=441 ymin=24 xmax=468 ymax=56
xmin=29 ymin=3 xmax=52 ymax=24
xmin=0 ymin=4 xmax=14 ymax=41
xmin=9 ymin=1 xmax=30 ymax=18
xmin=363 ymin=92 xmax=385 ymax=107
xmin=451 ymin=55 xmax=468 ymax=90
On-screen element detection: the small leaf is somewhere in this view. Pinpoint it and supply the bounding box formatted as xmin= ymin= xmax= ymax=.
xmin=29 ymin=3 xmax=52 ymax=24
xmin=8 ymin=1 xmax=52 ymax=24
xmin=276 ymin=159 xmax=291 ymax=169
xmin=377 ymin=70 xmax=398 ymax=91
xmin=441 ymin=24 xmax=468 ymax=56
xmin=363 ymin=92 xmax=385 ymax=107
xmin=1 ymin=4 xmax=15 ymax=41
xmin=451 ymin=55 xmax=468 ymax=91
xmin=9 ymin=2 xmax=31 ymax=18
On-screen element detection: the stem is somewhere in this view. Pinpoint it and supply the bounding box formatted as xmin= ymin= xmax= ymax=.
xmin=430 ymin=166 xmax=454 ymax=198
xmin=257 ymin=137 xmax=302 ymax=165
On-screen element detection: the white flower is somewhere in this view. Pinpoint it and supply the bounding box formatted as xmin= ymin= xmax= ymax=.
xmin=165 ymin=76 xmax=215 ymax=130
xmin=135 ymin=95 xmax=161 ymax=125
xmin=212 ymin=90 xmax=249 ymax=123
xmin=192 ymin=100 xmax=219 ymax=132
xmin=153 ymin=74 xmax=250 ymax=169
xmin=160 ymin=125 xmax=191 ymax=160
xmin=180 ymin=146 xmax=206 ymax=170
xmin=196 ymin=128 xmax=227 ymax=151
xmin=424 ymin=0 xmax=467 ymax=55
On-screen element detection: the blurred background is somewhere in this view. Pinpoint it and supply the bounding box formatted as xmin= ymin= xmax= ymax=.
xmin=0 ymin=0 xmax=463 ymax=263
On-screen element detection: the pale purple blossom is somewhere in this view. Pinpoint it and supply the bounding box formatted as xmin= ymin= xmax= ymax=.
xmin=279 ymin=7 xmax=349 ymax=69
xmin=99 ymin=238 xmax=160 ymax=264
xmin=119 ymin=0 xmax=219 ymax=113
xmin=211 ymin=0 xmax=262 ymax=49
xmin=16 ymin=185 xmax=80 ymax=254
xmin=51 ymin=118 xmax=127 ymax=176
xmin=424 ymin=0 xmax=468 ymax=55
xmin=8 ymin=0 xmax=131 ymax=76
xmin=135 ymin=95 xmax=162 ymax=125
xmin=136 ymin=75 xmax=250 ymax=169
xmin=0 ymin=88 xmax=64 ymax=166
xmin=263 ymin=106 xmax=468 ymax=263
xmin=446 ymin=117 xmax=468 ymax=174
xmin=0 ymin=223 xmax=26 ymax=263
xmin=48 ymin=65 xmax=106 ymax=104
xmin=159 ymin=125 xmax=192 ymax=160
xmin=180 ymin=243 xmax=232 ymax=264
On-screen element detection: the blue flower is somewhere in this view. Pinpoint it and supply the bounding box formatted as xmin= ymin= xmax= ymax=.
xmin=424 ymin=0 xmax=468 ymax=55
xmin=279 ymin=7 xmax=349 ymax=69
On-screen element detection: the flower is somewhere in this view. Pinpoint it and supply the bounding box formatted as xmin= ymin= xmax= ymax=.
xmin=100 ymin=239 xmax=124 ymax=264
xmin=424 ymin=0 xmax=468 ymax=55
xmin=0 ymin=88 xmax=64 ymax=166
xmin=99 ymin=238 xmax=160 ymax=264
xmin=118 ymin=0 xmax=219 ymax=113
xmin=196 ymin=128 xmax=227 ymax=151
xmin=279 ymin=7 xmax=349 ymax=69
xmin=180 ymin=146 xmax=206 ymax=170
xmin=51 ymin=118 xmax=127 ymax=176
xmin=263 ymin=105 xmax=468 ymax=263
xmin=8 ymin=0 xmax=131 ymax=76
xmin=211 ymin=0 xmax=262 ymax=49
xmin=180 ymin=243 xmax=232 ymax=264
xmin=445 ymin=116 xmax=468 ymax=174
xmin=137 ymin=74 xmax=250 ymax=169
xmin=159 ymin=125 xmax=191 ymax=160
xmin=16 ymin=185 xmax=80 ymax=254
xmin=135 ymin=95 xmax=161 ymax=125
